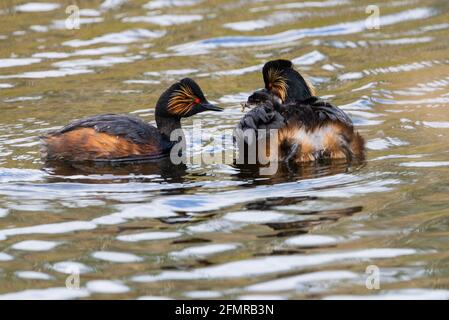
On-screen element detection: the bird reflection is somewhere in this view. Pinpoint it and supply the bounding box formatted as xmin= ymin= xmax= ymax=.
xmin=42 ymin=157 xmax=188 ymax=184
xmin=233 ymin=158 xmax=366 ymax=185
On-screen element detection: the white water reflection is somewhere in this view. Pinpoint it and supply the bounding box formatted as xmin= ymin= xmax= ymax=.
xmin=201 ymin=50 xmax=325 ymax=78
xmin=14 ymin=2 xmax=61 ymax=13
xmin=224 ymin=12 xmax=306 ymax=31
xmin=32 ymin=52 xmax=69 ymax=59
xmin=124 ymin=79 xmax=161 ymax=85
xmin=399 ymin=161 xmax=449 ymax=168
xmin=238 ymin=294 xmax=287 ymax=300
xmin=339 ymin=72 xmax=363 ymax=81
xmin=79 ymin=9 xmax=102 ymax=17
xmin=137 ymin=295 xmax=173 ymax=300
xmin=15 ymin=271 xmax=54 ymax=280
xmin=124 ymin=14 xmax=203 ymax=26
xmin=372 ymin=154 xmax=425 ymax=161
xmin=325 ymin=289 xmax=449 ymax=300
xmin=52 ymin=55 xmax=142 ymax=69
xmin=274 ymin=0 xmax=351 ymax=10
xmin=11 ymin=240 xmax=61 ymax=251
xmin=0 ymin=168 xmax=46 ymax=183
xmin=0 ymin=208 xmax=8 ymax=218
xmin=284 ymin=235 xmax=340 ymax=247
xmin=101 ymin=0 xmax=127 ymax=11
xmin=33 ymin=46 xmax=128 ymax=59
xmin=186 ymin=219 xmax=238 ymax=234
xmin=0 ymin=253 xmax=13 ymax=261
xmin=0 ymin=0 xmax=448 ymax=301
xmin=144 ymin=68 xmax=198 ymax=79
xmin=0 ymin=287 xmax=89 ymax=300
xmin=223 ymin=211 xmax=295 ymax=223
xmin=4 ymin=96 xmax=42 ymax=103
xmin=366 ymin=137 xmax=409 ymax=151
xmin=170 ymin=243 xmax=240 ymax=258
xmin=91 ymin=251 xmax=143 ymax=263
xmin=245 ymin=270 xmax=358 ymax=292
xmin=51 ymin=261 xmax=93 ymax=274
xmin=51 ymin=17 xmax=104 ymax=29
xmin=86 ymin=280 xmax=130 ymax=294
xmin=143 ymin=0 xmax=203 ymax=9
xmin=218 ymin=92 xmax=252 ymax=104
xmin=132 ymin=248 xmax=416 ymax=282
xmin=92 ymin=203 xmax=176 ymax=226
xmin=184 ymin=290 xmax=222 ymax=298
xmin=0 ymin=58 xmax=41 ymax=68
xmin=292 ymin=50 xmax=327 ymax=65
xmin=422 ymin=121 xmax=449 ymax=128
xmin=0 ymin=221 xmax=96 ymax=241
xmin=0 ymin=68 xmax=93 ymax=79
xmin=117 ymin=231 xmax=181 ymax=242
xmin=63 ymin=29 xmax=165 ymax=47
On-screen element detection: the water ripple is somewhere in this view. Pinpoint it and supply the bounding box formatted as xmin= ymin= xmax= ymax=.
xmin=170 ymin=8 xmax=435 ymax=55
xmin=132 ymin=248 xmax=417 ymax=282
xmin=63 ymin=29 xmax=165 ymax=47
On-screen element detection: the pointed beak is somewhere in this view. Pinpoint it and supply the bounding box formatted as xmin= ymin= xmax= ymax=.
xmin=202 ymin=102 xmax=223 ymax=112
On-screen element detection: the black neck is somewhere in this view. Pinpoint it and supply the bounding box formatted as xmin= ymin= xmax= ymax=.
xmin=155 ymin=114 xmax=181 ymax=139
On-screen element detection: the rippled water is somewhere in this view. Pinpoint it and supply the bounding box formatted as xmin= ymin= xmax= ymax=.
xmin=0 ymin=0 xmax=449 ymax=300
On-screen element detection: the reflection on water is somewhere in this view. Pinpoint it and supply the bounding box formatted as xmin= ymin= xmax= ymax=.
xmin=44 ymin=159 xmax=188 ymax=183
xmin=1 ymin=0 xmax=449 ymax=300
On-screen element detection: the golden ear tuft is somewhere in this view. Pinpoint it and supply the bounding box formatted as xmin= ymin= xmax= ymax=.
xmin=167 ymin=84 xmax=197 ymax=116
xmin=267 ymin=68 xmax=288 ymax=102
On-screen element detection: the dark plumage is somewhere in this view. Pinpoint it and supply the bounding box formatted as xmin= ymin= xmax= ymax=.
xmin=41 ymin=78 xmax=222 ymax=162
xmin=282 ymin=97 xmax=354 ymax=130
xmin=263 ymin=59 xmax=315 ymax=103
xmin=58 ymin=114 xmax=165 ymax=145
xmin=237 ymin=60 xmax=365 ymax=164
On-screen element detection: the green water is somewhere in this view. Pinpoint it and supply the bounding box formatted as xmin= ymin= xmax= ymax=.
xmin=0 ymin=0 xmax=449 ymax=299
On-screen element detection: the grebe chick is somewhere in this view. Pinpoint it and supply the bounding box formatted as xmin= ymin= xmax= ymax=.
xmin=41 ymin=78 xmax=222 ymax=162
xmin=238 ymin=60 xmax=365 ymax=163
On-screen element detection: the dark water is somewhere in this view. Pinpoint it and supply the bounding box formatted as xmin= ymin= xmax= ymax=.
xmin=1 ymin=0 xmax=449 ymax=299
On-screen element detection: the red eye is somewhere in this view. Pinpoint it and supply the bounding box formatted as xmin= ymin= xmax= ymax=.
xmin=194 ymin=98 xmax=201 ymax=104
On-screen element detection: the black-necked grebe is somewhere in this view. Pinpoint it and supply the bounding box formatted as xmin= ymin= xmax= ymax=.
xmin=41 ymin=78 xmax=222 ymax=162
xmin=238 ymin=59 xmax=365 ymax=163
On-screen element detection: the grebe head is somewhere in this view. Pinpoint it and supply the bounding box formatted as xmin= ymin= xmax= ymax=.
xmin=262 ymin=59 xmax=315 ymax=104
xmin=242 ymin=88 xmax=283 ymax=112
xmin=156 ymin=78 xmax=222 ymax=118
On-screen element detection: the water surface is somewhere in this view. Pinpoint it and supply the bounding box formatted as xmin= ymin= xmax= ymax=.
xmin=1 ymin=0 xmax=449 ymax=299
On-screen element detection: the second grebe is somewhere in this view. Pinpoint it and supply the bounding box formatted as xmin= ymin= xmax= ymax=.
xmin=237 ymin=60 xmax=365 ymax=163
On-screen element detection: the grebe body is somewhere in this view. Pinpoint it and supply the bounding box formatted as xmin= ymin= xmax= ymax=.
xmin=42 ymin=78 xmax=222 ymax=162
xmin=237 ymin=60 xmax=365 ymax=163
